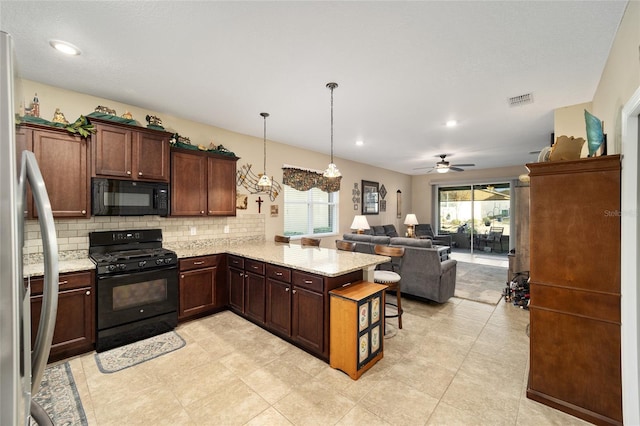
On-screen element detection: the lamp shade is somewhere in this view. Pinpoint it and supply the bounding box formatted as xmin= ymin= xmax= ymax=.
xmin=404 ymin=214 xmax=419 ymax=226
xmin=350 ymin=215 xmax=370 ymax=231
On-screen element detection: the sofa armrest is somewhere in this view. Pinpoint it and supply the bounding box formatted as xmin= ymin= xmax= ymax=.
xmin=441 ymin=259 xmax=457 ymax=274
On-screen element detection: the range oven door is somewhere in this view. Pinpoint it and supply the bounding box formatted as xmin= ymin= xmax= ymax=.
xmin=97 ymin=266 xmax=178 ymax=332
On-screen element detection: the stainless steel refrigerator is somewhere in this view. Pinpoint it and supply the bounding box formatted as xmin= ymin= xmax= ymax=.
xmin=0 ymin=31 xmax=60 ymax=425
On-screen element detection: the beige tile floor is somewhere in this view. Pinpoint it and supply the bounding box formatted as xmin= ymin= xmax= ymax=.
xmin=65 ymin=296 xmax=592 ymax=426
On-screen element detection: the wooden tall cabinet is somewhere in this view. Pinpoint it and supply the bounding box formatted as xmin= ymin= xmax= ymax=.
xmin=17 ymin=124 xmax=90 ymax=218
xmin=526 ymin=155 xmax=622 ymax=426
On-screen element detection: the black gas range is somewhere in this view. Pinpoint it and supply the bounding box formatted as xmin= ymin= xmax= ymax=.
xmin=89 ymin=229 xmax=178 ymax=352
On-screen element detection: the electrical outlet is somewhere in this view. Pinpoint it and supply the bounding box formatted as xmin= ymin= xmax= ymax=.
xmin=224 ymin=225 xmax=229 ymax=234
xmin=190 ymin=226 xmax=196 ymax=236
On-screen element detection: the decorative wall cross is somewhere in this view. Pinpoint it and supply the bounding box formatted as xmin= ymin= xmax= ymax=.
xmin=256 ymin=196 xmax=264 ymax=213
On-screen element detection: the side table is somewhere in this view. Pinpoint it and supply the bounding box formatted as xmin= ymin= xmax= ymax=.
xmin=329 ymin=281 xmax=387 ymax=380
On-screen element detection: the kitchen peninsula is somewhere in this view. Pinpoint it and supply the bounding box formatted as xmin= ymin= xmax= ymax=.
xmin=26 ymin=241 xmax=389 ymax=363
xmin=171 ymin=241 xmax=390 ymax=361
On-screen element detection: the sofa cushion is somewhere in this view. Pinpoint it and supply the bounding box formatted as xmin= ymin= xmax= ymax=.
xmin=383 ymin=224 xmax=399 ymax=237
xmin=370 ymin=236 xmax=391 ymax=245
xmin=342 ymin=233 xmax=373 ymax=243
xmin=390 ymin=237 xmax=432 ymax=248
xmin=371 ymin=225 xmax=386 ymax=236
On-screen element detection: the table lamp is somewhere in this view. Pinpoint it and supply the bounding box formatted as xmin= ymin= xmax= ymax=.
xmin=350 ymin=215 xmax=370 ymax=234
xmin=404 ymin=213 xmax=419 ymax=237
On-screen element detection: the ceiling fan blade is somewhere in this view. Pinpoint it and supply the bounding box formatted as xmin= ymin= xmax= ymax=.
xmin=413 ymin=166 xmax=435 ymax=170
xmin=451 ymin=163 xmax=475 ymax=167
xmin=449 ymin=166 xmax=465 ymax=172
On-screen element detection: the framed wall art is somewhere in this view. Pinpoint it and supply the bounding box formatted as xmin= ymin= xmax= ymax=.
xmin=361 ymin=180 xmax=379 ymax=215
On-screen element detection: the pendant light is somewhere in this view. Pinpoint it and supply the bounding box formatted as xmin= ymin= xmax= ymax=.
xmin=257 ymin=112 xmax=272 ymax=188
xmin=323 ymin=82 xmax=341 ymax=178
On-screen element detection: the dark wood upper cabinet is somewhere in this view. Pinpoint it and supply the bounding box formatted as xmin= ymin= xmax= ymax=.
xmin=18 ymin=124 xmax=90 ymax=219
xmin=170 ymin=147 xmax=238 ymax=217
xmin=91 ymin=118 xmax=170 ymax=182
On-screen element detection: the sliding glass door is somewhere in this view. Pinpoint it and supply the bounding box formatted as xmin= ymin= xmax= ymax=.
xmin=438 ymin=183 xmax=511 ymax=256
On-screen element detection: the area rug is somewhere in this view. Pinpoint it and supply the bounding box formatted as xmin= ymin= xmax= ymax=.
xmin=31 ymin=362 xmax=88 ymax=426
xmin=95 ymin=331 xmax=185 ymax=374
xmin=454 ymin=261 xmax=508 ymax=305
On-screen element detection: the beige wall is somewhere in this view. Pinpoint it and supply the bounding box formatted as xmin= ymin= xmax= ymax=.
xmin=592 ymin=1 xmax=640 ymax=154
xmin=554 ymin=101 xmax=592 ymax=141
xmin=20 ymin=80 xmax=412 ymax=248
xmin=410 ymin=164 xmax=528 ymax=226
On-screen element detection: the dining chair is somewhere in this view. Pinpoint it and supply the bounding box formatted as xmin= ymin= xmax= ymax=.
xmin=274 ymin=235 xmax=290 ymax=243
xmin=335 ymin=240 xmax=356 ymax=252
xmin=301 ymin=237 xmax=321 ymax=247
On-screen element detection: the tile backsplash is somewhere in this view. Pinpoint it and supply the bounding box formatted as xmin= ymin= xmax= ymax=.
xmin=24 ymin=214 xmax=265 ymax=261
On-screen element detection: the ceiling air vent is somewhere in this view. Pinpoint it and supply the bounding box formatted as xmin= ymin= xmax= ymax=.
xmin=508 ymin=93 xmax=533 ymax=107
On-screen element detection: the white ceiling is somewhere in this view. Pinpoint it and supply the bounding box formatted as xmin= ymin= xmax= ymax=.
xmin=0 ymin=1 xmax=628 ymax=175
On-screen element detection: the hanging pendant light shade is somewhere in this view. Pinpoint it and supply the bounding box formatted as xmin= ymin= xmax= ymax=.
xmin=323 ymin=82 xmax=341 ymax=178
xmin=258 ymin=112 xmax=272 ymax=188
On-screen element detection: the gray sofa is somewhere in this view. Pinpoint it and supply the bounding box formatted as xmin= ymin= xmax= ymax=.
xmin=340 ymin=234 xmax=457 ymax=303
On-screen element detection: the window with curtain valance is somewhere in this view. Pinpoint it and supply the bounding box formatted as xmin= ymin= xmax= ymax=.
xmin=282 ymin=165 xmax=342 ymax=193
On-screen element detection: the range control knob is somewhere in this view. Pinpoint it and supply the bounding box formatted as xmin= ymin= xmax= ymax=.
xmin=106 ymin=264 xmax=116 ymax=272
xmin=117 ymin=263 xmax=127 ymax=271
xmin=138 ymin=260 xmax=147 ymax=268
xmin=156 ymin=258 xmax=164 ymax=265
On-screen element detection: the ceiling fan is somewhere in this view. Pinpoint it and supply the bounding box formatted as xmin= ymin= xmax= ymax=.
xmin=414 ymin=154 xmax=476 ymax=173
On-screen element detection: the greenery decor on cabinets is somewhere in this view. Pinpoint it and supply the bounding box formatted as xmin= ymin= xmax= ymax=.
xmin=16 ymin=114 xmax=96 ymax=138
xmin=64 ymin=115 xmax=95 ymax=138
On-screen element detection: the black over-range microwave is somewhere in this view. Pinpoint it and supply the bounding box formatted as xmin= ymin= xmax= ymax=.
xmin=92 ymin=178 xmax=169 ymax=216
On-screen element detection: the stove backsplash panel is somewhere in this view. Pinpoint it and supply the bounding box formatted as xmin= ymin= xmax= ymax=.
xmin=23 ymin=214 xmax=265 ymax=263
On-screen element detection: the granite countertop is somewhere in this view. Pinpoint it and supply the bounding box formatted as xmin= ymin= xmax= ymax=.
xmin=169 ymin=241 xmax=389 ymax=277
xmin=24 ymin=258 xmax=95 ymax=278
xmin=24 ymin=241 xmax=388 ymax=279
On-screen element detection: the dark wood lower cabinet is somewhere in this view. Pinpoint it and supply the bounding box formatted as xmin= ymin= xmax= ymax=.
xmin=30 ymin=270 xmax=95 ymax=362
xmin=227 ymin=254 xmax=363 ymax=361
xmin=292 ymin=286 xmax=324 ymax=354
xmin=179 ymin=255 xmax=227 ymax=322
xmin=228 ymin=267 xmax=245 ymax=313
xmin=244 ymin=271 xmax=266 ymax=323
xmin=266 ymin=278 xmax=292 ymax=337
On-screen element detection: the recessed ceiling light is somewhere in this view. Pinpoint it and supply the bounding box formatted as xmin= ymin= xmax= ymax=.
xmin=446 ymin=120 xmax=457 ymax=128
xmin=49 ymin=40 xmax=81 ymax=56
xmin=355 ymin=140 xmax=364 ymax=146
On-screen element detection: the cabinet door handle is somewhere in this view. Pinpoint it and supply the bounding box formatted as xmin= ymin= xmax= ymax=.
xmin=304 ymin=280 xmax=313 ymax=284
xmin=208 ymin=211 xmax=213 ymax=214
xmin=81 ymin=210 xmax=86 ymax=214
xmin=292 ymin=289 xmax=297 ymax=294
xmin=193 ymin=261 xmax=205 ymax=265
xmin=200 ymin=211 xmax=205 ymax=214
xmin=276 ymin=272 xmax=283 ymax=276
xmin=138 ymin=171 xmax=143 ymax=176
xmin=85 ymin=290 xmax=91 ymax=296
xmin=181 ymin=274 xmax=184 ymax=278
xmin=58 ymin=280 xmax=68 ymax=285
xmin=285 ymin=287 xmax=289 ymax=292
xmin=126 ymin=170 xmax=131 ymax=175
xmin=252 ymin=265 xmax=258 ymax=270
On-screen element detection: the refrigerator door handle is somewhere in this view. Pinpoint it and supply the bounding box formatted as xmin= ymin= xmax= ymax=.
xmin=20 ymin=151 xmax=59 ymax=395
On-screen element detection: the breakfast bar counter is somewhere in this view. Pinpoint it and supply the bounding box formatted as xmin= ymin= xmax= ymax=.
xmin=168 ymin=240 xmax=389 ymax=280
